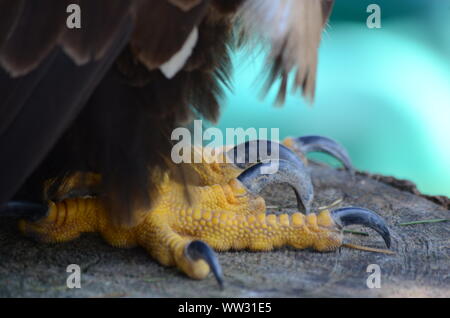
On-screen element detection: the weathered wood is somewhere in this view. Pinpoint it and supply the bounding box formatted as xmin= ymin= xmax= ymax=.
xmin=0 ymin=165 xmax=448 ymax=297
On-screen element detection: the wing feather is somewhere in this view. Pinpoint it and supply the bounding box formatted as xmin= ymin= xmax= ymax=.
xmin=0 ymin=0 xmax=136 ymax=76
xmin=130 ymin=0 xmax=210 ymax=70
xmin=60 ymin=0 xmax=133 ymax=65
xmin=0 ymin=1 xmax=25 ymax=45
xmin=0 ymin=0 xmax=228 ymax=226
xmin=0 ymin=0 xmax=67 ymax=77
xmin=0 ymin=2 xmax=135 ymax=206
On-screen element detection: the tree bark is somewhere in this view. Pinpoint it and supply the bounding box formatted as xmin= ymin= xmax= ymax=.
xmin=0 ymin=165 xmax=448 ymax=297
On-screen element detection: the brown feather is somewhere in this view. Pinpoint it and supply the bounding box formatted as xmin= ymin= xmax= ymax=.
xmin=1 ymin=0 xmax=332 ymax=228
xmin=168 ymin=0 xmax=203 ymax=12
xmin=0 ymin=0 xmax=67 ymax=77
xmin=35 ymin=2 xmax=238 ymax=226
xmin=0 ymin=0 xmax=135 ymax=76
xmin=238 ymin=0 xmax=331 ymax=103
xmin=322 ymin=0 xmax=335 ymax=25
xmin=211 ymin=0 xmax=245 ymax=14
xmin=0 ymin=1 xmax=24 ymax=46
xmin=60 ymin=0 xmax=133 ymax=65
xmin=130 ymin=0 xmax=210 ymax=70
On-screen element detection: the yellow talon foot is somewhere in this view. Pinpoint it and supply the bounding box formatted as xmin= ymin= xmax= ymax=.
xmin=17 ymin=140 xmax=390 ymax=285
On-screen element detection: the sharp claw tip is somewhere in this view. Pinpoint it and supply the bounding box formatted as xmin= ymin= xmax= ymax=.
xmin=332 ymin=207 xmax=391 ymax=249
xmin=217 ymin=278 xmax=225 ymax=290
xmin=186 ymin=240 xmax=224 ymax=287
xmin=383 ymin=234 xmax=391 ymax=249
xmin=294 ymin=135 xmax=354 ymax=172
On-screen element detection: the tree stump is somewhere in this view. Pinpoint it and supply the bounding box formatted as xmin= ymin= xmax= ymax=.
xmin=0 ymin=165 xmax=448 ymax=297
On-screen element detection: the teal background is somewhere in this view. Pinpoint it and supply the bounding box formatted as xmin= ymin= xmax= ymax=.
xmin=215 ymin=0 xmax=450 ymax=197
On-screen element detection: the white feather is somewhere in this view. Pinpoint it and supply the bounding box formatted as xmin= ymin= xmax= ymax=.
xmin=238 ymin=0 xmax=325 ymax=101
xmin=159 ymin=27 xmax=199 ymax=79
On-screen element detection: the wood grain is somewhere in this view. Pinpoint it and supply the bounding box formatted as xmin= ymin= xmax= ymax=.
xmin=0 ymin=165 xmax=448 ymax=297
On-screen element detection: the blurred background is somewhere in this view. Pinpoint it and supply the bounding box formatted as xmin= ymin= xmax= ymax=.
xmin=214 ymin=0 xmax=450 ymax=197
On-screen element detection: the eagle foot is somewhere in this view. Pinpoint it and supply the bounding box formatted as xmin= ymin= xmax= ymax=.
xmin=16 ymin=135 xmax=390 ymax=286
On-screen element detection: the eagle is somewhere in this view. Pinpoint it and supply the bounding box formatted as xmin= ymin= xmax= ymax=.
xmin=0 ymin=0 xmax=390 ymax=286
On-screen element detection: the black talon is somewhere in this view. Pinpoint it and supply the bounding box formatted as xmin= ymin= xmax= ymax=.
xmin=226 ymin=140 xmax=303 ymax=170
xmin=331 ymin=207 xmax=391 ymax=248
xmin=237 ymin=159 xmax=313 ymax=214
xmin=186 ymin=240 xmax=224 ymax=288
xmin=292 ymin=135 xmax=354 ymax=173
xmin=0 ymin=201 xmax=48 ymax=221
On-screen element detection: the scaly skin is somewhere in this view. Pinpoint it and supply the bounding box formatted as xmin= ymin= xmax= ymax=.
xmin=19 ymin=154 xmax=343 ymax=281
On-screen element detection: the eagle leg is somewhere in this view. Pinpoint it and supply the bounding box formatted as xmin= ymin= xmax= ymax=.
xmin=17 ymin=144 xmax=390 ymax=285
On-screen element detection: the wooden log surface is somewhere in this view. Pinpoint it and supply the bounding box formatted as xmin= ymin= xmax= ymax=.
xmin=0 ymin=165 xmax=448 ymax=297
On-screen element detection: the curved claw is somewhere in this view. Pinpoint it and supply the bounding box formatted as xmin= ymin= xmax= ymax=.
xmin=226 ymin=140 xmax=303 ymax=170
xmin=185 ymin=240 xmax=224 ymax=288
xmin=237 ymin=159 xmax=313 ymax=214
xmin=331 ymin=207 xmax=391 ymax=248
xmin=0 ymin=201 xmax=48 ymax=221
xmin=288 ymin=135 xmax=354 ymax=173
